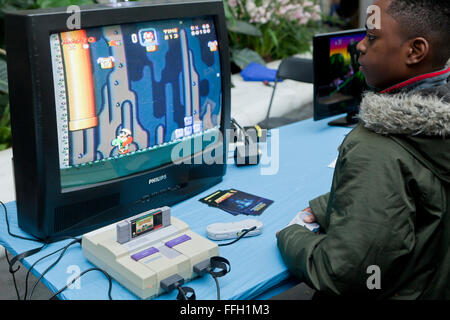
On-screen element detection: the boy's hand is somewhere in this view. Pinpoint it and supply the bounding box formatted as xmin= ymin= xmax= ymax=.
xmin=301 ymin=207 xmax=316 ymax=223
xmin=276 ymin=207 xmax=316 ymax=237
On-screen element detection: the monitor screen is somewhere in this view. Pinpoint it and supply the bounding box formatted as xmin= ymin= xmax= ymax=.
xmin=313 ymin=30 xmax=368 ymax=121
xmin=50 ymin=16 xmax=222 ymax=189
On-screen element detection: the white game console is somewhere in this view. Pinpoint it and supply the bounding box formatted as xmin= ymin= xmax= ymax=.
xmin=82 ymin=206 xmax=219 ymax=299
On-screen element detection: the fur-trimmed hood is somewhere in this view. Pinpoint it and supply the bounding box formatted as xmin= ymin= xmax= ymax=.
xmin=358 ymin=80 xmax=450 ymax=183
xmin=359 ymin=81 xmax=450 ymax=137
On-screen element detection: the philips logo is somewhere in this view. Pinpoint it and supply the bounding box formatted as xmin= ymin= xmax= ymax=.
xmin=148 ymin=174 xmax=167 ymax=185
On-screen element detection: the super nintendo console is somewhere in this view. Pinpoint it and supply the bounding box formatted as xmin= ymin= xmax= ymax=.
xmin=82 ymin=206 xmax=219 ymax=299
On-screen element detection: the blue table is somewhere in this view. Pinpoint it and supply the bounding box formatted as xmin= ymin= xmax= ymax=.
xmin=0 ymin=117 xmax=351 ymax=300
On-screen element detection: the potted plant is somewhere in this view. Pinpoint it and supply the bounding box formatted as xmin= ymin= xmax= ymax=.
xmin=224 ymin=0 xmax=323 ymax=70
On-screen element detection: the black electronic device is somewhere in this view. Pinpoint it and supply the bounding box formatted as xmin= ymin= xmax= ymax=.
xmin=5 ymin=0 xmax=231 ymax=239
xmin=231 ymin=119 xmax=262 ymax=167
xmin=313 ymin=29 xmax=368 ymax=127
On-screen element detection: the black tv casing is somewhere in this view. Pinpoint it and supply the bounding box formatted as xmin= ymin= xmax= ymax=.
xmin=5 ymin=0 xmax=231 ymax=239
xmin=313 ymin=28 xmax=366 ymax=121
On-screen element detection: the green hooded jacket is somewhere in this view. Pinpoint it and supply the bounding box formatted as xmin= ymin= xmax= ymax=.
xmin=277 ymin=78 xmax=450 ymax=299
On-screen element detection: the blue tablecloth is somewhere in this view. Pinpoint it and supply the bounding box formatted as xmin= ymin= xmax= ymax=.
xmin=0 ymin=117 xmax=351 ymax=300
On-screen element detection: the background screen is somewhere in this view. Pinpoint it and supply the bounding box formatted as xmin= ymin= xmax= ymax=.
xmin=314 ymin=31 xmax=367 ymax=119
xmin=50 ymin=16 xmax=222 ymax=189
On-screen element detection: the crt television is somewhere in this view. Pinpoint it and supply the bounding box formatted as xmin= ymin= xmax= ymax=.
xmin=313 ymin=29 xmax=368 ymax=127
xmin=5 ymin=0 xmax=231 ymax=239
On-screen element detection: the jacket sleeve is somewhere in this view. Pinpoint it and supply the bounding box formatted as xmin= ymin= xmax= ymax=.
xmin=277 ymin=133 xmax=416 ymax=296
xmin=309 ymin=192 xmax=330 ymax=231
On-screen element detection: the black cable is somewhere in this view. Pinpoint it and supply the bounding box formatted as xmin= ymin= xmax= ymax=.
xmin=175 ymin=283 xmax=188 ymax=300
xmin=24 ymin=238 xmax=81 ymax=300
xmin=212 ymin=275 xmax=220 ymax=300
xmin=8 ymin=234 xmax=81 ymax=278
xmin=2 ymin=199 xmax=85 ymax=290
xmin=7 ymin=243 xmax=49 ymax=276
xmin=1 ymin=200 xmax=113 ymax=300
xmin=28 ymin=238 xmax=81 ymax=300
xmin=1 ymin=200 xmax=42 ymax=243
xmin=218 ymin=226 xmax=257 ymax=247
xmin=176 ymin=284 xmax=196 ymax=300
xmin=4 ymin=248 xmax=21 ymax=300
xmin=23 ymin=246 xmax=68 ymax=300
xmin=2 ymin=199 xmax=50 ymax=276
xmin=49 ymin=267 xmax=113 ymax=300
xmin=231 ymin=118 xmax=249 ymax=145
xmin=205 ymin=256 xmax=230 ymax=300
xmin=230 ymin=118 xmax=244 ymax=131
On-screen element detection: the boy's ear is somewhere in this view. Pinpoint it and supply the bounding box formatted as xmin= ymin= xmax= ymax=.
xmin=405 ymin=37 xmax=429 ymax=66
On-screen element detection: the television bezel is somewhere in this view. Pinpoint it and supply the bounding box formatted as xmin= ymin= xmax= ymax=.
xmin=5 ymin=0 xmax=231 ymax=239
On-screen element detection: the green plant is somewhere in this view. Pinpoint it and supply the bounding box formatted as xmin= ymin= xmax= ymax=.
xmin=224 ymin=0 xmax=324 ymax=69
xmin=0 ymin=52 xmax=10 ymax=150
xmin=0 ymin=104 xmax=10 ymax=150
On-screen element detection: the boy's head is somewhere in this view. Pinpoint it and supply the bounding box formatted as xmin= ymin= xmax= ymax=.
xmin=357 ymin=0 xmax=450 ymax=90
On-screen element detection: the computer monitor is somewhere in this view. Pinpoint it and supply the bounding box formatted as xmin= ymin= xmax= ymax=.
xmin=5 ymin=0 xmax=231 ymax=239
xmin=313 ymin=29 xmax=368 ymax=127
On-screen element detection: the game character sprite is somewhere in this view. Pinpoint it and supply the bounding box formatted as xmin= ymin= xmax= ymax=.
xmin=111 ymin=128 xmax=133 ymax=155
xmin=143 ymin=31 xmax=155 ymax=42
xmin=142 ymin=30 xmax=158 ymax=51
xmin=140 ymin=29 xmax=157 ymax=46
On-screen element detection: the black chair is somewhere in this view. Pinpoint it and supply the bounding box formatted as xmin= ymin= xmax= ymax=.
xmin=259 ymin=57 xmax=314 ymax=129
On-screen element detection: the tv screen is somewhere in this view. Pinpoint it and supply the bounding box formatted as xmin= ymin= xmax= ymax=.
xmin=6 ymin=0 xmax=230 ymax=239
xmin=313 ymin=29 xmax=368 ymax=123
xmin=50 ymin=16 xmax=223 ymax=189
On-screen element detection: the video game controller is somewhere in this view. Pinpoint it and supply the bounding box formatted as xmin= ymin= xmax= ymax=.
xmin=206 ymin=219 xmax=263 ymax=240
xmin=287 ymin=211 xmax=320 ymax=233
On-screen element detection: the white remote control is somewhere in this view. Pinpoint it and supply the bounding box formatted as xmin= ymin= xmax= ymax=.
xmin=206 ymin=219 xmax=263 ymax=240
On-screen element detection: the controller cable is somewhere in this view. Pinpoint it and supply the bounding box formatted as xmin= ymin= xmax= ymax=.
xmin=218 ymin=226 xmax=257 ymax=247
xmin=193 ymin=256 xmax=231 ymax=300
xmin=49 ymin=267 xmax=113 ymax=300
xmin=175 ymin=282 xmax=196 ymax=301
xmin=208 ymin=256 xmax=231 ymax=300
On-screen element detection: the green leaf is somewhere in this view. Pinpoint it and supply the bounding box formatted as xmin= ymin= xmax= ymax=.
xmin=36 ymin=0 xmax=94 ymax=9
xmin=0 ymin=102 xmax=9 ymax=127
xmin=223 ymin=1 xmax=234 ymax=21
xmin=0 ymin=0 xmax=37 ymax=11
xmin=266 ymin=27 xmax=279 ymax=49
xmin=231 ymin=48 xmax=265 ymax=70
xmin=0 ymin=126 xmax=12 ymax=149
xmin=0 ymin=59 xmax=8 ymax=94
xmin=227 ymin=20 xmax=262 ymax=37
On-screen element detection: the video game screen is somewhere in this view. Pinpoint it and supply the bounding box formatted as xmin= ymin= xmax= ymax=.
xmin=314 ymin=32 xmax=367 ymax=119
xmin=50 ymin=16 xmax=222 ymax=189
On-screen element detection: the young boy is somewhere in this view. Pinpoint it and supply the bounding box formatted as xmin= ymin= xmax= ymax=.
xmin=277 ymin=0 xmax=450 ymax=299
